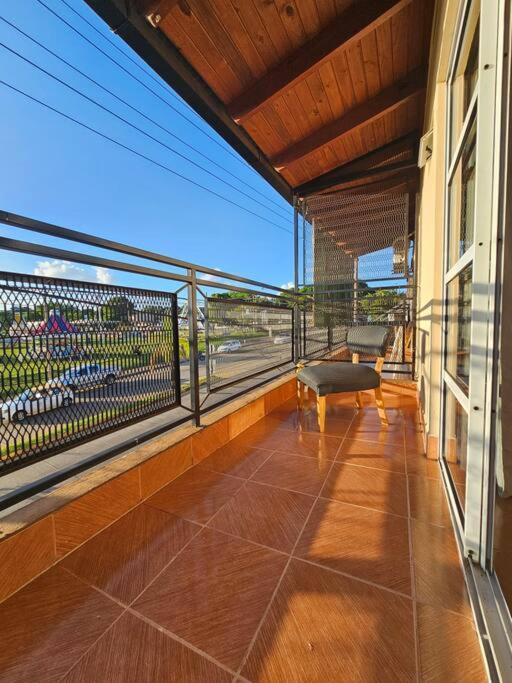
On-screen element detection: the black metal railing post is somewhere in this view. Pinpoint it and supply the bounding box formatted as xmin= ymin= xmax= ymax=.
xmin=171 ymin=293 xmax=181 ymax=407
xmin=293 ymin=196 xmax=300 ymax=363
xmin=187 ymin=269 xmax=201 ymax=427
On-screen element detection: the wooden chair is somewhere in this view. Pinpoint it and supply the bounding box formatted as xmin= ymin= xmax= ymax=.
xmin=296 ymin=325 xmax=391 ymax=433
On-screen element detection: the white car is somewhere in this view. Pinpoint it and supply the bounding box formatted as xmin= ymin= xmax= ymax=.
xmin=274 ymin=333 xmax=291 ymax=345
xmin=1 ymin=386 xmax=74 ymax=424
xmin=46 ymin=363 xmax=118 ymax=391
xmin=217 ymin=340 xmax=242 ymax=353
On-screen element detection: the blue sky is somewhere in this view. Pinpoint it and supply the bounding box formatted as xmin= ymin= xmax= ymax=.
xmin=0 ymin=0 xmax=294 ymax=292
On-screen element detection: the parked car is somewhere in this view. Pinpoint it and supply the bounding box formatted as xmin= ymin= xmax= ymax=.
xmin=46 ymin=363 xmax=118 ymax=391
xmin=274 ymin=333 xmax=291 ymax=345
xmin=1 ymin=386 xmax=74 ymax=424
xmin=216 ymin=340 xmax=242 ymax=353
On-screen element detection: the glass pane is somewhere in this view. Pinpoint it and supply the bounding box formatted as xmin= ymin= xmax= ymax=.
xmin=450 ymin=22 xmax=479 ymax=156
xmin=446 ymin=265 xmax=472 ymax=389
xmin=448 ymin=119 xmax=476 ymax=267
xmin=443 ymin=388 xmax=468 ymax=510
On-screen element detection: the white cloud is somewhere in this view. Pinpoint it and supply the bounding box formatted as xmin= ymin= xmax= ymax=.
xmin=34 ymin=260 xmax=114 ymax=285
xmin=95 ymin=267 xmax=113 ymax=284
xmin=202 ymin=267 xmax=222 ymax=282
xmin=281 ymin=282 xmax=294 ymax=290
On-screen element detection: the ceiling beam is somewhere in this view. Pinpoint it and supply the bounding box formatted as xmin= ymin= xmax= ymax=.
xmin=318 ymin=168 xmax=419 ymax=195
xmin=297 ymin=150 xmax=418 ymax=196
xmin=227 ymin=0 xmax=413 ymax=123
xmin=271 ymin=69 xmax=425 ymax=169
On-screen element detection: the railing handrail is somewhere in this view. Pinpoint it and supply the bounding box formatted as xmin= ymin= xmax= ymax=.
xmin=0 ymin=210 xmax=293 ymax=296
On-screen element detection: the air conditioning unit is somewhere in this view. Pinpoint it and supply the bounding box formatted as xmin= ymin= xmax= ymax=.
xmin=418 ymin=129 xmax=434 ymax=168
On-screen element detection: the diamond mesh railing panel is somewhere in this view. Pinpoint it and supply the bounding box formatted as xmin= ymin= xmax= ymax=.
xmin=206 ymin=298 xmax=293 ymax=389
xmin=301 ymin=189 xmax=415 ymax=368
xmin=0 ymin=272 xmax=179 ymax=471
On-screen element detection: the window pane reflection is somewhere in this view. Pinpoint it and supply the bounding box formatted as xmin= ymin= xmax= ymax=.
xmin=450 ymin=24 xmax=479 ymax=156
xmin=446 ymin=266 xmax=472 ymax=389
xmin=443 ymin=389 xmax=468 ymax=510
xmin=448 ymin=120 xmax=476 ymax=267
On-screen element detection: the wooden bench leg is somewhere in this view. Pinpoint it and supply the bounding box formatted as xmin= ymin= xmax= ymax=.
xmin=317 ymin=394 xmax=326 ymax=433
xmin=374 ymin=386 xmax=389 ymax=426
xmin=297 ymin=379 xmax=303 ymax=409
xmin=355 ymin=392 xmax=363 ymax=409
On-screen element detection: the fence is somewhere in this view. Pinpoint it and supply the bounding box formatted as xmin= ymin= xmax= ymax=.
xmin=0 ymin=210 xmax=297 ymax=478
xmin=0 ymin=209 xmax=416 ymax=483
xmin=0 ymin=272 xmax=180 ymax=469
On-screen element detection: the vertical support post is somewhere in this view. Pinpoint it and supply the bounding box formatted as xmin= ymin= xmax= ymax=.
xmin=171 ymin=293 xmax=182 ymax=407
xmin=353 ymin=256 xmax=359 ymax=324
xmin=204 ymin=296 xmax=211 ymax=393
xmin=187 ymin=268 xmax=201 ymax=427
xmin=293 ymin=195 xmax=300 ymax=363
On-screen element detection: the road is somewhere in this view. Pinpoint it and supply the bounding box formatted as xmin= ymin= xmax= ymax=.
xmin=0 ymin=336 xmax=293 ymax=451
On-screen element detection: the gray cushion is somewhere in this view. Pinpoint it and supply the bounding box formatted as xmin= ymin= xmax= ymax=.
xmin=347 ymin=325 xmax=391 ymax=357
xmin=297 ymin=363 xmax=380 ymax=396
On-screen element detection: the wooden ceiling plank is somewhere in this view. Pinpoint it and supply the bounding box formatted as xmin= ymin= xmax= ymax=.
xmin=271 ymin=67 xmax=425 ymax=168
xmin=228 ymin=0 xmax=413 ymax=122
xmin=228 ymin=0 xmax=280 ymax=70
xmin=295 ymin=0 xmax=322 ymax=39
xmin=276 ymin=0 xmax=308 ymax=49
xmin=375 ymin=19 xmax=394 ymax=88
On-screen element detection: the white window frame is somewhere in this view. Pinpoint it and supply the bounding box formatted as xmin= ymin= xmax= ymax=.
xmin=441 ymin=0 xmax=503 ymax=564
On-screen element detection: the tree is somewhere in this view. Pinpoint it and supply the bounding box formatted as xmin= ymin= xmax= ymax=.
xmin=100 ymin=296 xmax=134 ymax=323
xmin=358 ymin=288 xmax=402 ymax=320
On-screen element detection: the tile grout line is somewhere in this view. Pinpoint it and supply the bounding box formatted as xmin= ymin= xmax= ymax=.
xmin=294 ymin=556 xmax=413 ymax=601
xmin=59 ymin=565 xmax=239 ymax=680
xmin=125 ymin=607 xmax=240 ymax=679
xmin=57 ymin=401 xmax=409 ymax=680
xmin=234 ymin=408 xmax=358 ymax=677
xmin=403 ymin=409 xmax=421 ymax=683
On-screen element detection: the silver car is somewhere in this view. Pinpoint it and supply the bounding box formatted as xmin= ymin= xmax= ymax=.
xmin=1 ymin=386 xmax=74 ymax=424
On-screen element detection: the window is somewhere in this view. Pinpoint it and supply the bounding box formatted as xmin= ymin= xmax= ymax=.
xmin=446 ymin=266 xmax=472 ymax=390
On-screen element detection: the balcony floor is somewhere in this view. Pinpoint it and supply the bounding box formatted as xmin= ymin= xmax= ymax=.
xmin=0 ymin=389 xmax=486 ymax=682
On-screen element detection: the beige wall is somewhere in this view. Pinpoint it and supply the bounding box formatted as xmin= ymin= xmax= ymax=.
xmin=416 ymin=0 xmax=460 ymax=454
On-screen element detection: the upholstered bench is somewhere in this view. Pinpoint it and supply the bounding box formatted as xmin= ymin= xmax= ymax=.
xmin=297 ymin=325 xmax=391 ymax=432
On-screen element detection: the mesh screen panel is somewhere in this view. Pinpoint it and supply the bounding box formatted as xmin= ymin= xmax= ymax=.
xmin=302 ymin=189 xmax=414 ymax=365
xmin=0 ymin=272 xmax=178 ymax=471
xmin=206 ymin=298 xmax=293 ymax=389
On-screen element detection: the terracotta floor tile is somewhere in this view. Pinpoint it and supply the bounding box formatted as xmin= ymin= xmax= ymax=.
xmin=241 ymin=428 xmax=342 ymax=460
xmin=145 ymin=467 xmax=243 ymax=524
xmin=322 ymin=462 xmax=409 ymax=517
xmin=417 ymin=604 xmax=486 ymax=682
xmin=348 ymin=409 xmax=404 ymax=444
xmin=133 ymin=528 xmax=287 ymax=670
xmin=408 ymin=475 xmax=452 ymax=527
xmin=336 ymin=437 xmax=406 ymax=473
xmin=198 ymin=442 xmax=273 ymax=479
xmin=411 ymin=519 xmax=472 ymax=617
xmin=0 ymin=566 xmax=122 ymax=682
xmin=228 ymin=417 xmax=293 ymax=450
xmin=61 ymin=504 xmax=199 ymax=604
xmin=63 ymin=611 xmax=231 ymax=682
xmin=295 ymin=498 xmax=411 ymax=594
xmin=209 ymin=480 xmax=314 ymax=552
xmin=251 ymin=450 xmax=332 ymax=496
xmin=406 ymin=454 xmax=441 ymax=480
xmin=242 ymin=559 xmax=416 ymax=683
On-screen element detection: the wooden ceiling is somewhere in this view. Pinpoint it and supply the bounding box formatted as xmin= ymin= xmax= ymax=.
xmin=89 ymin=0 xmax=435 ymax=200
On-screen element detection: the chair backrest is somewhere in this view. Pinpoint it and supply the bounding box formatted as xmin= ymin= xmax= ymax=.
xmin=346 ymin=325 xmax=391 ymax=358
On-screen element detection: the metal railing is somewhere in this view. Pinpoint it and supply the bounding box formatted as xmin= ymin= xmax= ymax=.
xmin=0 ymin=210 xmax=416 ymax=479
xmin=0 ymin=210 xmax=297 ymax=475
